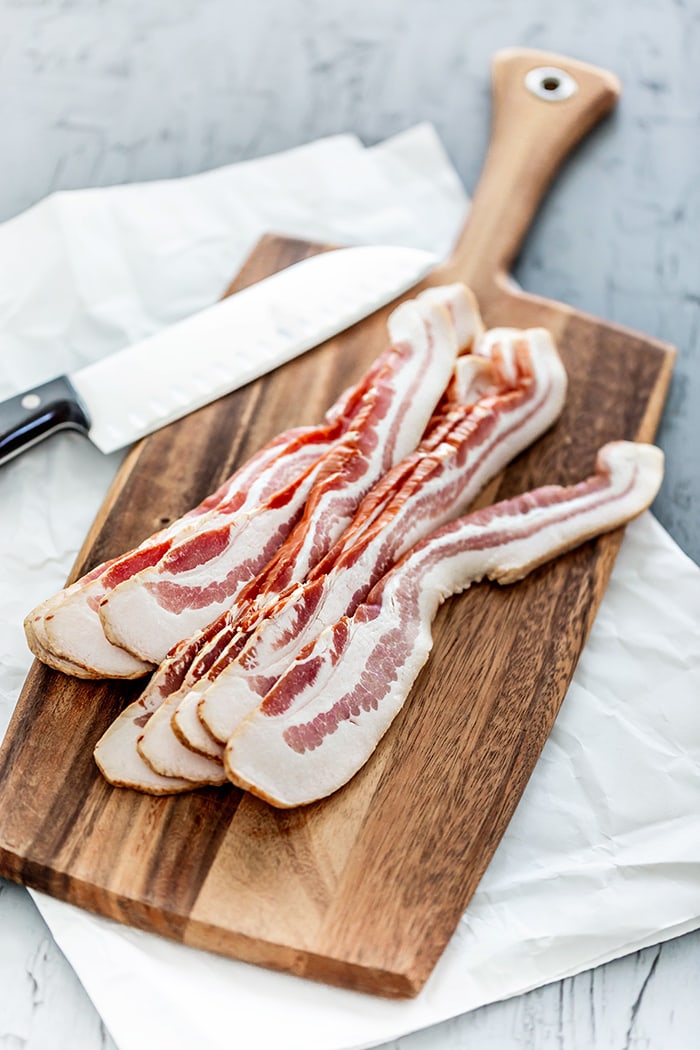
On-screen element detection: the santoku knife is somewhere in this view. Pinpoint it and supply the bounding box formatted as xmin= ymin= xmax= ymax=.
xmin=0 ymin=245 xmax=436 ymax=466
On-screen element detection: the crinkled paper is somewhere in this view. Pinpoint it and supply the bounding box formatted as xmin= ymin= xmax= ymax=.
xmin=0 ymin=125 xmax=698 ymax=1050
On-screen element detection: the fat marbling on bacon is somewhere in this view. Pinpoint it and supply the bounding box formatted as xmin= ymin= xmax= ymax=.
xmin=28 ymin=286 xmax=477 ymax=681
xmin=26 ymin=400 xmax=362 ymax=679
xmin=133 ymin=346 xmax=519 ymax=781
xmin=94 ymin=286 xmax=484 ymax=789
xmin=133 ymin=323 xmax=568 ymax=785
xmin=97 ymin=366 xmax=499 ymax=786
xmin=193 ymin=325 xmax=568 ymax=749
xmin=97 ymin=288 xmax=476 ymax=667
xmin=94 ymin=612 xmax=235 ymax=792
xmin=224 ymin=441 xmax=664 ymax=808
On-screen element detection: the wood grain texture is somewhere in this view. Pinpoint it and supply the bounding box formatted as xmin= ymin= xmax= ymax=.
xmin=0 ymin=50 xmax=675 ymax=997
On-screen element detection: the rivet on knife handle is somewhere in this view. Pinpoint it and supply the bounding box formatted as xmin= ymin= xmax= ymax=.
xmin=0 ymin=376 xmax=91 ymax=466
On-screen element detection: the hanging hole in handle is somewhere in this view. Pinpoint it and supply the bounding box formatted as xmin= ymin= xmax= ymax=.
xmin=524 ymin=66 xmax=578 ymax=102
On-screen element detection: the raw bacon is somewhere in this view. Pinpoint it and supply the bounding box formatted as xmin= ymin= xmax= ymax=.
xmin=195 ymin=326 xmax=567 ymax=747
xmin=98 ymin=289 xmax=470 ymax=666
xmin=94 ymin=610 xmax=239 ymax=790
xmin=225 ymin=441 xmax=664 ymax=808
xmin=25 ymin=319 xmax=422 ymax=679
xmin=95 ymin=285 xmax=482 ymax=787
xmin=27 ymin=422 xmax=347 ymax=678
xmin=134 ymin=325 xmax=548 ymax=775
xmin=125 ymin=289 xmax=485 ymax=780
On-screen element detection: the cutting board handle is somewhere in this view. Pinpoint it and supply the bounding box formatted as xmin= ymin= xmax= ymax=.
xmin=446 ymin=49 xmax=620 ymax=293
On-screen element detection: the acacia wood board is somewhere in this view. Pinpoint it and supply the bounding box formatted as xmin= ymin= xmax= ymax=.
xmin=0 ymin=50 xmax=675 ymax=997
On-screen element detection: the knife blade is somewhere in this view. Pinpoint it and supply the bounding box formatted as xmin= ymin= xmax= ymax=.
xmin=0 ymin=245 xmax=436 ymax=466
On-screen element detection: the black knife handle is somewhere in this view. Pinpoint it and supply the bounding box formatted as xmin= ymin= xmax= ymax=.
xmin=0 ymin=376 xmax=91 ymax=466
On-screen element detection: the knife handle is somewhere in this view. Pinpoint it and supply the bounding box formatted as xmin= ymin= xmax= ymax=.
xmin=447 ymin=48 xmax=620 ymax=293
xmin=0 ymin=376 xmax=91 ymax=466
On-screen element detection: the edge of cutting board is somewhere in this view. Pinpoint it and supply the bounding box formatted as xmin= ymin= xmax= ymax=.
xmin=0 ymin=233 xmax=675 ymax=998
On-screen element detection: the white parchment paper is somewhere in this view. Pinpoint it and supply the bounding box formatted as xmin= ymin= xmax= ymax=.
xmin=1 ymin=126 xmax=699 ymax=1050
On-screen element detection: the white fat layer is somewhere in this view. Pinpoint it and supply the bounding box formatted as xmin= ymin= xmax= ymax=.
xmin=172 ymin=690 xmax=223 ymax=759
xmin=416 ymin=285 xmax=484 ymax=352
xmin=137 ymin=689 xmax=226 ymax=783
xmin=99 ymin=496 xmax=311 ymax=663
xmin=200 ymin=326 xmax=567 ymax=741
xmin=226 ymin=441 xmax=663 ymax=808
xmin=94 ymin=700 xmax=194 ymax=795
xmin=25 ymin=585 xmax=97 ymax=670
xmin=226 ymin=602 xmax=433 ymax=808
xmin=99 ymin=293 xmax=465 ymax=666
xmin=384 ymin=298 xmax=458 ymax=467
xmin=474 ymin=327 xmax=521 ymax=383
xmin=44 ymin=579 xmax=152 ymax=678
xmin=450 ymin=355 xmax=499 ymax=405
xmin=24 ymin=611 xmax=104 ymax=679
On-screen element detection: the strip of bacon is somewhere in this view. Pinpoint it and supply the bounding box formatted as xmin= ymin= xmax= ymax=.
xmin=194 ymin=326 xmax=567 ymax=748
xmin=28 ymin=420 xmax=348 ymax=678
xmin=106 ymin=354 xmax=499 ymax=784
xmin=98 ymin=290 xmax=469 ymax=667
xmin=94 ymin=612 xmax=237 ymax=790
xmin=225 ymin=441 xmax=664 ymax=807
xmin=132 ymin=355 xmax=501 ymax=753
xmin=151 ymin=356 xmax=514 ymax=769
xmin=34 ymin=321 xmax=436 ymax=683
xmin=122 ymin=289 xmax=484 ymax=782
xmin=26 ymin=320 xmax=418 ymax=679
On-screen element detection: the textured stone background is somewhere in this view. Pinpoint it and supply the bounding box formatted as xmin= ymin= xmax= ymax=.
xmin=1 ymin=1 xmax=698 ymax=1047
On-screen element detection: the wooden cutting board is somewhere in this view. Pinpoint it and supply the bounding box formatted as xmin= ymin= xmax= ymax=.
xmin=0 ymin=50 xmax=675 ymax=997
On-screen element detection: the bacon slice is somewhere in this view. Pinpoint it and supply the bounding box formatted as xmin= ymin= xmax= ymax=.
xmin=157 ymin=354 xmax=505 ymax=761
xmin=133 ymin=330 xmax=529 ymax=776
xmin=95 ymin=287 xmax=481 ymax=789
xmin=94 ymin=612 xmax=236 ymax=790
xmin=128 ymin=289 xmax=482 ymax=780
xmin=224 ymin=441 xmax=664 ymax=808
xmin=98 ymin=290 xmax=469 ymax=666
xmin=26 ymin=420 xmax=350 ymax=678
xmin=94 ymin=668 xmax=214 ymax=795
xmin=25 ymin=313 xmax=428 ymax=680
xmin=195 ymin=326 xmax=567 ymax=747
